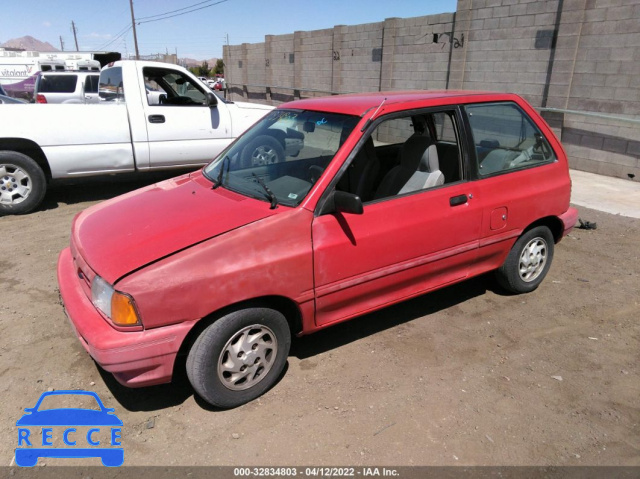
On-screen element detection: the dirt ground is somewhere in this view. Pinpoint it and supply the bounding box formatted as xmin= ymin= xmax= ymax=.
xmin=1 ymin=173 xmax=638 ymax=468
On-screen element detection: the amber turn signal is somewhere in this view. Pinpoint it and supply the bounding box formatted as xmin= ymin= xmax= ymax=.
xmin=111 ymin=292 xmax=140 ymax=326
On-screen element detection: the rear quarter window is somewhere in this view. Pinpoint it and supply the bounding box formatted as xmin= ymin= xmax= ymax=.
xmin=465 ymin=102 xmax=556 ymax=177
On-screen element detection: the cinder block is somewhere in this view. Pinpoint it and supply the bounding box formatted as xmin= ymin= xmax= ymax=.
xmin=493 ymin=6 xmax=510 ymax=17
xmin=527 ymin=1 xmax=547 ymax=14
xmin=567 ymin=155 xmax=602 ymax=174
xmin=594 ymin=0 xmax=623 ymax=7
xmin=475 ymin=7 xmax=494 ymax=19
xmin=509 ymin=3 xmax=529 ymax=16
xmin=605 ymin=5 xmax=637 ymax=20
xmin=596 ymin=61 xmax=621 ymax=75
xmin=516 ymin=15 xmax=536 ymax=27
xmin=535 ymin=12 xmax=557 ymax=26
xmin=563 ymin=0 xmax=588 ymax=11
xmin=550 ymin=72 xmax=573 ymax=86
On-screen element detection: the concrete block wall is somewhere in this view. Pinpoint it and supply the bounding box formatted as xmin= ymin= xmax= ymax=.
xmin=332 ymin=22 xmax=384 ymax=94
xmin=451 ymin=0 xmax=564 ymax=107
xmin=223 ymin=0 xmax=640 ymax=180
xmin=265 ymin=34 xmax=295 ymax=103
xmin=385 ymin=14 xmax=455 ymax=91
xmin=294 ymin=28 xmax=334 ymax=94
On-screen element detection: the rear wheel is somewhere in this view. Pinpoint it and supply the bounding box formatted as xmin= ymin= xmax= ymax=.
xmin=496 ymin=226 xmax=554 ymax=294
xmin=0 ymin=151 xmax=47 ymax=215
xmin=186 ymin=308 xmax=291 ymax=408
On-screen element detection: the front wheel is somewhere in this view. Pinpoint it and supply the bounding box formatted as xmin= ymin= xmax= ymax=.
xmin=495 ymin=226 xmax=555 ymax=294
xmin=186 ymin=308 xmax=291 ymax=408
xmin=0 ymin=151 xmax=47 ymax=215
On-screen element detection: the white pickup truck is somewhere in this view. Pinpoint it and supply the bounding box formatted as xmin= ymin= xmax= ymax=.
xmin=0 ymin=60 xmax=278 ymax=215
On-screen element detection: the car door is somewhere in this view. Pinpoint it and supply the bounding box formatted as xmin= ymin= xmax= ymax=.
xmin=141 ymin=66 xmax=232 ymax=168
xmin=311 ymin=108 xmax=483 ymax=327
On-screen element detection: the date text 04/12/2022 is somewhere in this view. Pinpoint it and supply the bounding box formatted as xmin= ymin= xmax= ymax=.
xmin=233 ymin=467 xmax=399 ymax=476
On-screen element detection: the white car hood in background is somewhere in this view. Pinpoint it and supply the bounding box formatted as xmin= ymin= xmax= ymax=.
xmin=227 ymin=101 xmax=274 ymax=135
xmin=232 ymin=101 xmax=274 ymax=111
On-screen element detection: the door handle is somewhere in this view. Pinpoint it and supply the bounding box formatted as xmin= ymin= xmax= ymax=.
xmin=148 ymin=115 xmax=165 ymax=124
xmin=449 ymin=194 xmax=468 ymax=207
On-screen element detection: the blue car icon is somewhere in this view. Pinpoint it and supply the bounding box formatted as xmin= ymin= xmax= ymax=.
xmin=16 ymin=390 xmax=123 ymax=467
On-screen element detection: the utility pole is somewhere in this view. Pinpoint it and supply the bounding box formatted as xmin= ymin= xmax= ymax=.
xmin=71 ymin=21 xmax=79 ymax=51
xmin=59 ymin=36 xmax=65 ymax=51
xmin=129 ymin=0 xmax=140 ymax=60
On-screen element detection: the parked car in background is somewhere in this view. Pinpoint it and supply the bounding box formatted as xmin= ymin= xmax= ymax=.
xmin=0 ymin=93 xmax=27 ymax=104
xmin=34 ymin=71 xmax=101 ymax=104
xmin=58 ymin=90 xmax=578 ymax=409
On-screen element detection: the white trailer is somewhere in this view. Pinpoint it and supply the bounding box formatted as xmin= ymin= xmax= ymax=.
xmin=0 ymin=51 xmax=66 ymax=100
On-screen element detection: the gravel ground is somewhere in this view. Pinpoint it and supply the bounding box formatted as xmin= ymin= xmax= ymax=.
xmin=1 ymin=174 xmax=638 ymax=467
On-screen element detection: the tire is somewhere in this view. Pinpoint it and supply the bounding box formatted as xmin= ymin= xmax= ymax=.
xmin=495 ymin=225 xmax=555 ymax=294
xmin=240 ymin=135 xmax=285 ymax=168
xmin=186 ymin=308 xmax=291 ymax=408
xmin=0 ymin=151 xmax=47 ymax=215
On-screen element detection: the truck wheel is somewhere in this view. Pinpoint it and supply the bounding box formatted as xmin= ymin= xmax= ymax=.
xmin=0 ymin=151 xmax=47 ymax=215
xmin=495 ymin=225 xmax=554 ymax=294
xmin=186 ymin=308 xmax=291 ymax=408
xmin=240 ymin=135 xmax=285 ymax=168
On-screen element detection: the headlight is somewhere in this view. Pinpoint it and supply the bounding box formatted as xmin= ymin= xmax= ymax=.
xmin=91 ymin=275 xmax=141 ymax=327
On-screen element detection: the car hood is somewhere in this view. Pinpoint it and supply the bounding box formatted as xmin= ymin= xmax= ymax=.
xmin=73 ymin=171 xmax=277 ymax=284
xmin=232 ymin=100 xmax=274 ymax=111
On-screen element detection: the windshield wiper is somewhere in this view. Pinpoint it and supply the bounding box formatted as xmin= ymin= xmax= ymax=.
xmin=252 ymin=173 xmax=278 ymax=209
xmin=212 ymin=155 xmax=230 ymax=189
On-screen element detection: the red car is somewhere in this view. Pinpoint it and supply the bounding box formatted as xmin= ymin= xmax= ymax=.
xmin=58 ymin=91 xmax=578 ymax=408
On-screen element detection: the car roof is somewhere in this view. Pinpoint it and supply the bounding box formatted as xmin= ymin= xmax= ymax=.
xmin=282 ymin=90 xmax=522 ymax=116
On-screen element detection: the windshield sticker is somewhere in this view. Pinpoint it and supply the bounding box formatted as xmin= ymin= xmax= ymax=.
xmin=266 ymin=111 xmax=300 ymax=122
xmin=288 ymin=193 xmax=298 ymax=200
xmin=316 ymin=118 xmax=327 ymax=126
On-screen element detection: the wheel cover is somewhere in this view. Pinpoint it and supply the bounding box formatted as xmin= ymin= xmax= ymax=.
xmin=217 ymin=324 xmax=278 ymax=391
xmin=251 ymin=146 xmax=277 ymax=166
xmin=0 ymin=164 xmax=31 ymax=205
xmin=519 ymin=237 xmax=548 ymax=282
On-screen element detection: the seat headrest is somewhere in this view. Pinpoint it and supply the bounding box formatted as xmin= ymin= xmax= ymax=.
xmin=400 ymin=135 xmax=431 ymax=170
xmin=418 ymin=144 xmax=440 ymax=173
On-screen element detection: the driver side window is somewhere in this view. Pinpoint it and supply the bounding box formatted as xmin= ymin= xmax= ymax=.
xmin=465 ymin=102 xmax=556 ymax=177
xmin=143 ymin=67 xmax=207 ymax=106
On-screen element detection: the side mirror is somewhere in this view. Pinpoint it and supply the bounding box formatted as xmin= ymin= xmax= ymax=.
xmin=206 ymin=92 xmax=218 ymax=108
xmin=320 ymin=190 xmax=363 ymax=216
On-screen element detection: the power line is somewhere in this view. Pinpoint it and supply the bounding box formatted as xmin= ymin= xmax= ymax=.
xmin=137 ymin=0 xmax=230 ymax=25
xmin=96 ymin=25 xmax=132 ymax=51
xmin=137 ymin=0 xmax=220 ymax=21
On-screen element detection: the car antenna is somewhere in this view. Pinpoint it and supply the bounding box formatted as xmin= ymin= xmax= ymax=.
xmin=361 ymin=97 xmax=387 ymax=132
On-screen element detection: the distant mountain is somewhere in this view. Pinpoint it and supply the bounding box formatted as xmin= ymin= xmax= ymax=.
xmin=1 ymin=36 xmax=59 ymax=52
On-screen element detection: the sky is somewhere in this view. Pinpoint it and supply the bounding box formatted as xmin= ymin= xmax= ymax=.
xmin=1 ymin=0 xmax=457 ymax=60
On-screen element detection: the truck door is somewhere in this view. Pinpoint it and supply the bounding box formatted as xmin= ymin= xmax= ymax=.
xmin=140 ymin=66 xmax=232 ymax=169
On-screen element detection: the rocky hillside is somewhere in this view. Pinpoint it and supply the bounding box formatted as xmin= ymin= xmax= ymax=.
xmin=0 ymin=35 xmax=58 ymax=52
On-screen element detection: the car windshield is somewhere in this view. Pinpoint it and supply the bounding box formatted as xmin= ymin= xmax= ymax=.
xmin=203 ymin=109 xmax=360 ymax=207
